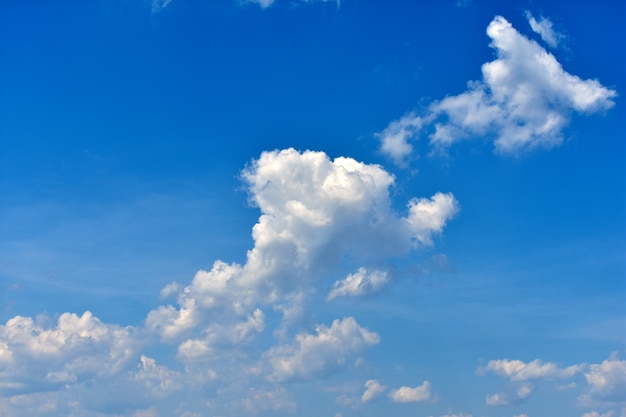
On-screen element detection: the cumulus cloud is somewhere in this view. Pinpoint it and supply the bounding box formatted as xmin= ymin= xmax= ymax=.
xmin=485 ymin=383 xmax=533 ymax=406
xmin=132 ymin=355 xmax=183 ymax=398
xmin=327 ymin=268 xmax=391 ymax=301
xmin=375 ymin=112 xmax=423 ymax=165
xmin=377 ymin=15 xmax=616 ymax=162
xmin=580 ymin=353 xmax=626 ymax=406
xmin=146 ymin=149 xmax=458 ymax=342
xmin=478 ymin=358 xmax=585 ymax=381
xmin=361 ymin=379 xmax=386 ymax=403
xmin=264 ymin=317 xmax=379 ymax=382
xmin=177 ymin=309 xmax=265 ymax=361
xmin=388 ymin=381 xmax=432 ymax=403
xmin=1 ymin=149 xmax=457 ymax=414
xmin=525 ymin=11 xmax=563 ymax=48
xmin=0 ymin=311 xmax=140 ymax=394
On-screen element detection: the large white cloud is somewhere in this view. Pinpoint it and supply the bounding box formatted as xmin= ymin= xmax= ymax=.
xmin=146 ymin=149 xmax=458 ymax=342
xmin=377 ymin=15 xmax=616 ymax=162
xmin=0 ymin=150 xmax=457 ymax=415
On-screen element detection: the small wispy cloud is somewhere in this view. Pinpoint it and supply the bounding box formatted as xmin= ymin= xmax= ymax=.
xmin=525 ymin=11 xmax=564 ymax=48
xmin=151 ymin=0 xmax=173 ymax=13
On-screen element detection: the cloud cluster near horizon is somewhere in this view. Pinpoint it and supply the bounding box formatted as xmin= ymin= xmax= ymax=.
xmin=0 ymin=148 xmax=458 ymax=415
xmin=477 ymin=354 xmax=626 ymax=408
xmin=377 ymin=15 xmax=616 ymax=165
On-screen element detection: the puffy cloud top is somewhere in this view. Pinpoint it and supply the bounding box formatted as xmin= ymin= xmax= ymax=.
xmin=378 ymin=15 xmax=616 ymax=162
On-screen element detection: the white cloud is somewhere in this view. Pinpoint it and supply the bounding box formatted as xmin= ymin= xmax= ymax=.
xmin=580 ymin=353 xmax=626 ymax=406
xmin=146 ymin=149 xmax=457 ymax=341
xmin=517 ymin=383 xmax=534 ymax=399
xmin=145 ymin=303 xmax=199 ymax=342
xmin=441 ymin=413 xmax=472 ymax=417
xmin=361 ymin=379 xmax=386 ymax=403
xmin=0 ymin=150 xmax=457 ymax=414
xmin=378 ymin=15 xmax=616 ymax=162
xmin=327 ymin=268 xmax=391 ymax=301
xmin=478 ymin=358 xmax=585 ymax=381
xmin=388 ymin=381 xmax=432 ymax=403
xmin=514 ymin=414 xmax=529 ymax=417
xmin=177 ymin=309 xmax=265 ymax=361
xmin=132 ymin=355 xmax=183 ymax=398
xmin=159 ymin=281 xmax=181 ymax=299
xmin=406 ymin=192 xmax=459 ymax=245
xmin=375 ymin=112 xmax=422 ymax=165
xmin=525 ymin=11 xmax=563 ymax=48
xmin=581 ymin=411 xmax=615 ymax=417
xmin=264 ymin=317 xmax=379 ymax=382
xmin=0 ymin=312 xmax=140 ymax=393
xmin=486 ymin=393 xmax=508 ymax=405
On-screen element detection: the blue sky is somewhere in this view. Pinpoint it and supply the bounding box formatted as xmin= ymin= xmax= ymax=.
xmin=0 ymin=0 xmax=624 ymax=416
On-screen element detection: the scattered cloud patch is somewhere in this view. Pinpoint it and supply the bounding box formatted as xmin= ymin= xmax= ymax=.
xmin=264 ymin=317 xmax=379 ymax=382
xmin=580 ymin=353 xmax=626 ymax=406
xmin=0 ymin=312 xmax=140 ymax=394
xmin=377 ymin=15 xmax=616 ymax=162
xmin=389 ymin=381 xmax=432 ymax=403
xmin=486 ymin=393 xmax=508 ymax=406
xmin=517 ymin=383 xmax=534 ymax=399
xmin=327 ymin=268 xmax=391 ymax=301
xmin=376 ymin=112 xmax=422 ymax=165
xmin=361 ymin=379 xmax=386 ymax=403
xmin=478 ymin=358 xmax=585 ymax=381
xmin=581 ymin=412 xmax=615 ymax=417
